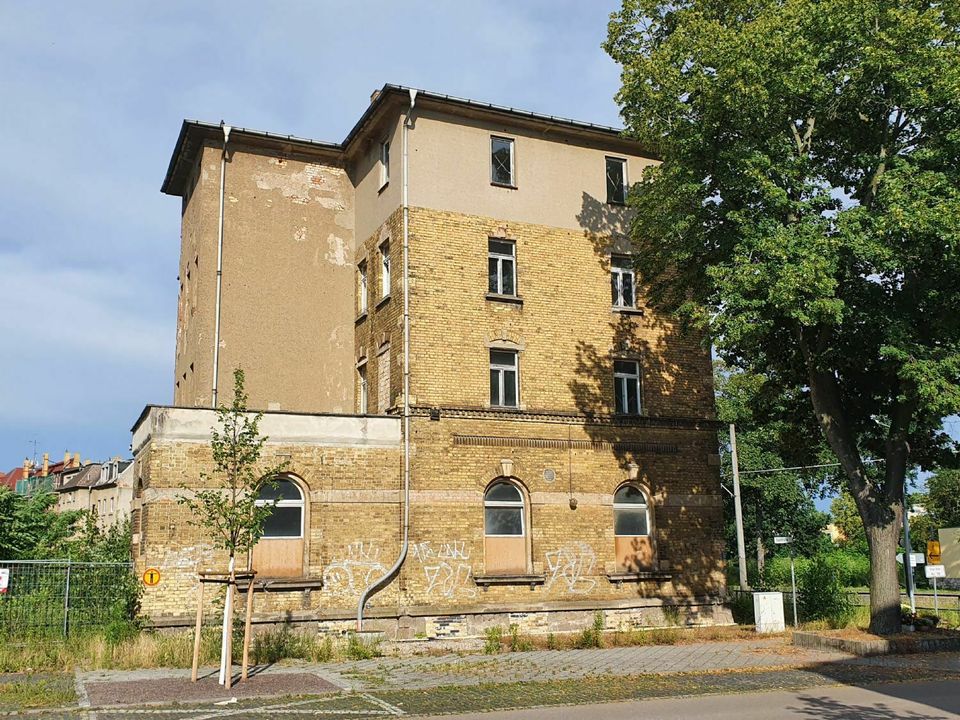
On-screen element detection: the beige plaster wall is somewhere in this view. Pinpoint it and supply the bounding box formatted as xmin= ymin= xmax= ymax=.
xmin=408 ymin=109 xmax=657 ymax=235
xmin=174 ymin=141 xmax=357 ymax=413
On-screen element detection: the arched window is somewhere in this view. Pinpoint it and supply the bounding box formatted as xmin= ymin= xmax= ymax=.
xmin=256 ymin=478 xmax=304 ymax=538
xmin=252 ymin=476 xmax=307 ymax=578
xmin=613 ymin=484 xmax=653 ymax=572
xmin=483 ymin=480 xmax=527 ymax=574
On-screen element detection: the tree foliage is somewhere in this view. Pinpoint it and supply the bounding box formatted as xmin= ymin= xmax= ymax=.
xmin=716 ymin=363 xmax=830 ymax=568
xmin=606 ymin=0 xmax=960 ymax=633
xmin=924 ymin=468 xmax=960 ymax=529
xmin=177 ymin=369 xmax=286 ymax=563
xmin=0 ymin=489 xmax=81 ymax=560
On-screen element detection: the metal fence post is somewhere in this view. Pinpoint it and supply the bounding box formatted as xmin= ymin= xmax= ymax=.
xmin=63 ymin=559 xmax=72 ymax=638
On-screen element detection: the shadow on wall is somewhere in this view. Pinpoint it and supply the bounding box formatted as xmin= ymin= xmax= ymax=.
xmin=570 ymin=192 xmax=724 ymax=603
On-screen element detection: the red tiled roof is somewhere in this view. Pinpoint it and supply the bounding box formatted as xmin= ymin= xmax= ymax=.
xmin=0 ymin=468 xmax=22 ymax=490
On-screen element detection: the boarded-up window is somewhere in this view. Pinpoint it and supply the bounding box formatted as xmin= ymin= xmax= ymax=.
xmin=377 ymin=345 xmax=391 ymax=413
xmin=484 ymin=481 xmax=527 ymax=575
xmin=252 ymin=477 xmax=305 ymax=578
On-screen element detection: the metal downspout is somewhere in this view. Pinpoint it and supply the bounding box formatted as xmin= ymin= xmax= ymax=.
xmin=211 ymin=122 xmax=231 ymax=407
xmin=357 ymin=88 xmax=417 ymax=631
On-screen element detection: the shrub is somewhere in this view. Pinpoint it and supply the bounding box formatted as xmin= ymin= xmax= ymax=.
xmin=483 ymin=626 xmax=503 ymax=655
xmin=797 ymin=553 xmax=854 ymax=627
xmin=728 ymin=592 xmax=755 ymax=625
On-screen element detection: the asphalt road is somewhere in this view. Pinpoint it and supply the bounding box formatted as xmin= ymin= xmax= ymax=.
xmin=422 ymin=679 xmax=960 ymax=720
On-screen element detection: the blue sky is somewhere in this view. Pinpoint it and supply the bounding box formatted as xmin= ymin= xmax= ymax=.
xmin=0 ymin=1 xmax=626 ymax=468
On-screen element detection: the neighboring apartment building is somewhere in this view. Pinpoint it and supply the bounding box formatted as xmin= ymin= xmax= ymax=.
xmin=17 ymin=452 xmax=81 ymax=496
xmin=133 ymin=85 xmax=727 ymax=635
xmin=57 ymin=458 xmax=134 ymax=530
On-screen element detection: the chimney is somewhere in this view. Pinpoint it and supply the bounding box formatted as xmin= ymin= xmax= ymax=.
xmin=22 ymin=458 xmax=30 ymax=480
xmin=73 ymin=452 xmax=81 ymax=466
xmin=42 ymin=453 xmax=49 ymax=477
xmin=64 ymin=450 xmax=71 ymax=467
xmin=370 ymin=89 xmax=381 ymax=104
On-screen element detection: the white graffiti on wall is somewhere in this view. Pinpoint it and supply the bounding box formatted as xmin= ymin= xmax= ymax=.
xmin=411 ymin=540 xmax=477 ymax=599
xmin=322 ymin=541 xmax=387 ymax=595
xmin=545 ymin=542 xmax=597 ymax=594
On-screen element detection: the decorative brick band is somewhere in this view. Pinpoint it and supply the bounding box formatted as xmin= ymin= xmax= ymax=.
xmin=453 ymin=434 xmax=679 ymax=454
xmin=413 ymin=405 xmax=721 ymax=430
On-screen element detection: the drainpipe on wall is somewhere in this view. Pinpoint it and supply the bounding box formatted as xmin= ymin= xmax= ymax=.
xmin=211 ymin=122 xmax=231 ymax=408
xmin=357 ymin=88 xmax=417 ymax=631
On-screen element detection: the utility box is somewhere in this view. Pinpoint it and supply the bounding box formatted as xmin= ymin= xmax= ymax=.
xmin=753 ymin=592 xmax=786 ymax=633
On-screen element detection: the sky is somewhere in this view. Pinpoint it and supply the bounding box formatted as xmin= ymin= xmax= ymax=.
xmin=0 ymin=0 xmax=628 ymax=469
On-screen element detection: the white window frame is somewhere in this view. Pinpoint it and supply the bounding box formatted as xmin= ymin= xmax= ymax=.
xmin=255 ymin=478 xmax=305 ymax=540
xmin=606 ymin=156 xmax=628 ymax=204
xmin=379 ymin=140 xmax=390 ymax=188
xmin=488 ymin=239 xmax=517 ymax=296
xmin=379 ymin=240 xmax=391 ymax=299
xmin=490 ymin=349 xmax=519 ymax=408
xmin=613 ymin=484 xmax=650 ymax=537
xmin=611 ymin=256 xmax=636 ymax=308
xmin=358 ymin=260 xmax=368 ymax=314
xmin=614 ymin=359 xmax=642 ymax=415
xmin=484 ymin=481 xmax=526 ymax=538
xmin=490 ymin=136 xmax=515 ymax=186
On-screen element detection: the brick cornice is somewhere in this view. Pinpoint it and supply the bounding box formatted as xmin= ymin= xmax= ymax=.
xmin=411 ymin=405 xmax=721 ymax=431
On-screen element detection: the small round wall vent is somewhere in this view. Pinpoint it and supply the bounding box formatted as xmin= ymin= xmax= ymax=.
xmin=543 ymin=468 xmax=557 ymax=483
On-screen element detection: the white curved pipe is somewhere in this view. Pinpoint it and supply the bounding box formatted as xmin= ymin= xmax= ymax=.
xmin=357 ymin=88 xmax=417 ymax=631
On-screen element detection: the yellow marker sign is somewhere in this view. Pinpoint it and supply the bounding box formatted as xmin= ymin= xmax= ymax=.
xmin=927 ymin=540 xmax=942 ymax=565
xmin=143 ymin=568 xmax=161 ymax=587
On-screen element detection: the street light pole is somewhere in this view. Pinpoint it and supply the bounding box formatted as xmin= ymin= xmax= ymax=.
xmin=730 ymin=424 xmax=749 ymax=590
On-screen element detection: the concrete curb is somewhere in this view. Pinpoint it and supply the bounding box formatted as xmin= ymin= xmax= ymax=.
xmin=793 ymin=630 xmax=960 ymax=656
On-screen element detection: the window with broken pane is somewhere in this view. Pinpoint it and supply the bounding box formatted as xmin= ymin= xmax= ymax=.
xmin=488 ymin=239 xmax=516 ymax=295
xmin=611 ymin=255 xmax=635 ymax=308
xmin=491 ymin=136 xmax=514 ymax=186
xmin=606 ymin=156 xmax=627 ymax=204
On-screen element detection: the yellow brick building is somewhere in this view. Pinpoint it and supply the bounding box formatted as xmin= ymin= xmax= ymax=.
xmin=134 ymin=85 xmax=729 ymax=636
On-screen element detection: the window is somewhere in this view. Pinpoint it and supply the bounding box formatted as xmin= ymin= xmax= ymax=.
xmin=379 ymin=140 xmax=390 ymax=188
xmin=253 ymin=476 xmax=307 ymax=578
xmin=613 ymin=485 xmax=649 ymax=536
xmin=491 ymin=136 xmax=515 ymax=186
xmin=488 ymin=239 xmax=516 ymax=295
xmin=484 ymin=480 xmax=528 ymax=575
xmin=613 ymin=484 xmax=653 ymax=572
xmin=606 ymin=157 xmax=627 ymax=204
xmin=611 ymin=256 xmax=635 ymax=308
xmin=256 ymin=478 xmax=304 ymax=539
xmin=489 ymin=350 xmax=518 ymax=407
xmin=614 ymin=360 xmax=641 ymax=415
xmin=357 ymin=261 xmax=368 ymax=314
xmin=379 ymin=241 xmax=391 ymax=299
xmin=358 ymin=363 xmax=368 ymax=414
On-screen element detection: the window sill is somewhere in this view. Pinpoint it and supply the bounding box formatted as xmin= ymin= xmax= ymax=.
xmin=378 ymin=181 xmax=389 ymax=194
xmin=485 ymin=293 xmax=523 ymax=305
xmin=486 ymin=403 xmax=524 ymax=412
xmin=612 ymin=306 xmax=644 ymax=316
xmin=607 ymin=199 xmax=627 ymax=206
xmin=236 ymin=577 xmax=324 ymax=592
xmin=474 ymin=574 xmax=545 ymax=589
xmin=355 ymin=310 xmax=368 ymax=323
xmin=376 ymin=294 xmax=391 ymax=309
xmin=490 ymin=182 xmax=518 ymax=190
xmin=606 ymin=572 xmax=672 ymax=586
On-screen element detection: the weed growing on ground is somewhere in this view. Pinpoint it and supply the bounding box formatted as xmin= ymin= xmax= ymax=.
xmin=345 ymin=632 xmax=381 ymax=660
xmin=483 ymin=626 xmax=504 ymax=655
xmin=508 ymin=624 xmax=533 ymax=652
xmin=574 ymin=611 xmax=605 ymax=649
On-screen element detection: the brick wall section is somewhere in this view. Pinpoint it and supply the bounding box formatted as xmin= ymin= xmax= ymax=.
xmin=405 ymin=206 xmax=716 ymax=419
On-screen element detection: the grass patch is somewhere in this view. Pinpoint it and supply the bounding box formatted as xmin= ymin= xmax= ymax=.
xmin=0 ymin=675 xmax=75 ymax=710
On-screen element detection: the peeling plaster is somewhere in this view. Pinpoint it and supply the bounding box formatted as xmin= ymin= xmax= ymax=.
xmin=325 ymin=234 xmax=348 ymax=266
xmin=254 ymin=162 xmax=348 ymax=208
xmin=294 ymin=226 xmax=308 ymax=243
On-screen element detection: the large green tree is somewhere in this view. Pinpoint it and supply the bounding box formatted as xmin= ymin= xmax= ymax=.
xmin=606 ymin=0 xmax=960 ymax=633
xmin=716 ymin=363 xmax=830 ymax=578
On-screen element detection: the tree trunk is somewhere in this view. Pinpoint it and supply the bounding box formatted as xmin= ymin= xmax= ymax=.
xmin=865 ymin=514 xmax=902 ymax=635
